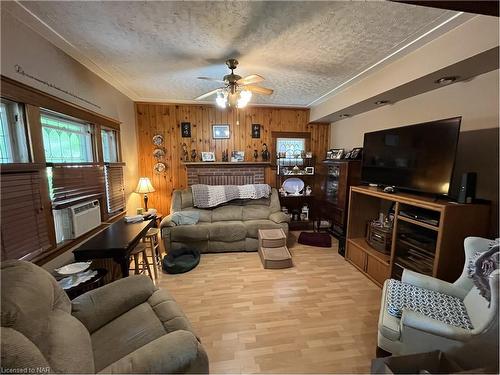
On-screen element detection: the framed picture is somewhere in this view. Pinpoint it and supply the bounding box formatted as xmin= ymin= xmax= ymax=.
xmin=252 ymin=124 xmax=261 ymax=138
xmin=328 ymin=148 xmax=344 ymax=160
xmin=349 ymin=147 xmax=363 ymax=160
xmin=305 ymin=166 xmax=315 ymax=175
xmin=181 ymin=122 xmax=191 ymax=138
xmin=201 ymin=152 xmax=215 ymax=162
xmin=305 ymin=151 xmax=313 ymax=158
xmin=231 ymin=151 xmax=244 ymax=162
xmin=212 ymin=124 xmax=230 ymax=139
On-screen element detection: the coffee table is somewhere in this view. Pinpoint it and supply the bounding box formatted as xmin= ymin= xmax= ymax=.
xmin=73 ymin=218 xmax=155 ymax=277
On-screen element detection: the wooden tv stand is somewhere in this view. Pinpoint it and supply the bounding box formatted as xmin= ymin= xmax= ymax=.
xmin=345 ymin=186 xmax=490 ymax=287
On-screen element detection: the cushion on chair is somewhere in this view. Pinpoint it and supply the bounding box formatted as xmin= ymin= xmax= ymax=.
xmin=386 ymin=279 xmax=473 ymax=330
xmin=467 ymin=242 xmax=499 ymax=304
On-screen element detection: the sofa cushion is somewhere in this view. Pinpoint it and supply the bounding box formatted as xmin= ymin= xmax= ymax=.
xmin=242 ymin=205 xmax=271 ymax=220
xmin=209 ymin=221 xmax=246 ymax=241
xmin=181 ymin=208 xmax=212 ymax=222
xmin=244 ymin=220 xmax=285 ymax=238
xmin=170 ymin=223 xmax=210 ymax=242
xmin=91 ymin=302 xmax=166 ymax=371
xmin=212 ymin=205 xmax=243 ymax=221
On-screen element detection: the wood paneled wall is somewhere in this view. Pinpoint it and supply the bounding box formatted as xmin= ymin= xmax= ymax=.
xmin=135 ymin=103 xmax=330 ymax=215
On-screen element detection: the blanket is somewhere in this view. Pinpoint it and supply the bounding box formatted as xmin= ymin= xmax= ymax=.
xmin=191 ymin=184 xmax=271 ymax=208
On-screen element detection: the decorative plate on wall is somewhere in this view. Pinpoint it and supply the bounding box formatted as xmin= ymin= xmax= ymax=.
xmin=152 ymin=134 xmax=164 ymax=146
xmin=153 ymin=148 xmax=165 ymax=159
xmin=153 ymin=162 xmax=166 ymax=174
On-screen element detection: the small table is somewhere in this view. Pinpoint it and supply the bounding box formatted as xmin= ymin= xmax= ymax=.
xmin=63 ymin=268 xmax=108 ymax=300
xmin=73 ymin=218 xmax=155 ymax=277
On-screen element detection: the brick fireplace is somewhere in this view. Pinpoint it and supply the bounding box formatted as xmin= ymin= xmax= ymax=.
xmin=184 ymin=162 xmax=270 ymax=186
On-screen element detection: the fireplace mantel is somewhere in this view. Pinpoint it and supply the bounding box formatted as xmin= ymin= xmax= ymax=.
xmin=183 ymin=162 xmax=271 ymax=167
xmin=184 ymin=162 xmax=270 ymax=186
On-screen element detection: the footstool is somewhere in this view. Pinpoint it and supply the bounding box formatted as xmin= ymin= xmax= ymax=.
xmin=258 ymin=228 xmax=292 ymax=269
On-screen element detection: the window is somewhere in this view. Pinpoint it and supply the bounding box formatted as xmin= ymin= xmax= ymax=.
xmin=277 ymin=138 xmax=306 ymax=158
xmin=101 ymin=128 xmax=119 ymax=162
xmin=277 ymin=137 xmax=306 ymax=164
xmin=41 ymin=111 xmax=93 ymax=163
xmin=0 ymin=99 xmax=29 ymax=163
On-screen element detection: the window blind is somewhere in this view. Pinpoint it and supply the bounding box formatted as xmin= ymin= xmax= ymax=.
xmin=50 ymin=164 xmax=105 ymax=206
xmin=1 ymin=170 xmax=52 ymax=260
xmin=104 ymin=164 xmax=125 ymax=214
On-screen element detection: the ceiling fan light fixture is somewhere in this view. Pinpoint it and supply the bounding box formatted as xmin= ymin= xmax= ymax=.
xmin=216 ymin=90 xmax=227 ymax=108
xmin=237 ymin=90 xmax=252 ymax=108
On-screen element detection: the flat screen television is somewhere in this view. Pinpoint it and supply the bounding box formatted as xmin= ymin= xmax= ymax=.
xmin=361 ymin=117 xmax=461 ymax=195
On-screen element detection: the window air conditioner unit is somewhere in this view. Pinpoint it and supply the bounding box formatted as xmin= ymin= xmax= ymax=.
xmin=53 ymin=200 xmax=101 ymax=243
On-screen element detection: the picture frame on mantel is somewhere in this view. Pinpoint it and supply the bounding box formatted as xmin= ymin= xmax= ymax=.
xmin=181 ymin=122 xmax=191 ymax=138
xmin=212 ymin=124 xmax=230 ymax=139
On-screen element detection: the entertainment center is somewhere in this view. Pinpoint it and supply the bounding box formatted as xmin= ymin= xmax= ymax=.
xmin=346 ymin=187 xmax=489 ymax=287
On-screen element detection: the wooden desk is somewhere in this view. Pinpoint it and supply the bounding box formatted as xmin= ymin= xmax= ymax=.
xmin=73 ymin=219 xmax=155 ymax=277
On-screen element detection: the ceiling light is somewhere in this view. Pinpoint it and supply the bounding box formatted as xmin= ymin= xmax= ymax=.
xmin=375 ymin=100 xmax=389 ymax=105
xmin=339 ymin=114 xmax=351 ymax=118
xmin=216 ymin=90 xmax=227 ymax=108
xmin=435 ymin=76 xmax=457 ymax=85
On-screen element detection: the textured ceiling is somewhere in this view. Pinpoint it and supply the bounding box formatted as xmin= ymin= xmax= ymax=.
xmin=18 ymin=1 xmax=457 ymax=106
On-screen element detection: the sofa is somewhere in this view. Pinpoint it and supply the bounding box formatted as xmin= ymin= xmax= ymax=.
xmin=161 ymin=187 xmax=289 ymax=253
xmin=0 ymin=260 xmax=209 ymax=374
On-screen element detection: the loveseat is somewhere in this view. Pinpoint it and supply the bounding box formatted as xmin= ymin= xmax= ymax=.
xmin=161 ymin=187 xmax=289 ymax=253
xmin=0 ymin=260 xmax=209 ymax=374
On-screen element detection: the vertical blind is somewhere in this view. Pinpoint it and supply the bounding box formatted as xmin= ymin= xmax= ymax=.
xmin=104 ymin=164 xmax=125 ymax=214
xmin=1 ymin=170 xmax=52 ymax=260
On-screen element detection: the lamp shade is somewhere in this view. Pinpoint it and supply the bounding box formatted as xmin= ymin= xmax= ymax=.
xmin=135 ymin=177 xmax=155 ymax=194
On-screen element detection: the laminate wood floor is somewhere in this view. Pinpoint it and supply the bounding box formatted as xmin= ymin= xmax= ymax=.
xmin=156 ymin=232 xmax=382 ymax=374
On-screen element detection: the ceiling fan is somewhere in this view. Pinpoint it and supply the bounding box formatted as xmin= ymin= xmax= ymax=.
xmin=194 ymin=59 xmax=274 ymax=108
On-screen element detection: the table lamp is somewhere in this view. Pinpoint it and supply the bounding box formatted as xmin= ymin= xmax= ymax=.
xmin=135 ymin=177 xmax=155 ymax=212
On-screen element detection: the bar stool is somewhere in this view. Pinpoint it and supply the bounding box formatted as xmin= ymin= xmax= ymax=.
xmin=143 ymin=228 xmax=162 ymax=278
xmin=129 ymin=243 xmax=154 ymax=280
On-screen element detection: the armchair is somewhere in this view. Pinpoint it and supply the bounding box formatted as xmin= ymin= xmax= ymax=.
xmin=378 ymin=237 xmax=499 ymax=370
xmin=1 ymin=260 xmax=209 ymax=374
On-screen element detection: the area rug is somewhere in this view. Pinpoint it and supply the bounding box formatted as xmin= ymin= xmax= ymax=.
xmin=298 ymin=232 xmax=332 ymax=248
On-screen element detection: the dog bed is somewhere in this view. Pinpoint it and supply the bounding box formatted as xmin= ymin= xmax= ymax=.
xmin=298 ymin=232 xmax=332 ymax=248
xmin=162 ymin=248 xmax=200 ymax=274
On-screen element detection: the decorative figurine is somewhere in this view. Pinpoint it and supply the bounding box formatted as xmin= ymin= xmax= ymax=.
xmin=190 ymin=149 xmax=197 ymax=162
xmin=305 ymin=185 xmax=312 ymax=196
xmin=253 ymin=149 xmax=259 ymax=161
xmin=261 ymin=143 xmax=270 ymax=161
xmin=181 ymin=143 xmax=189 ymax=162
xmin=222 ymin=149 xmax=229 ymax=162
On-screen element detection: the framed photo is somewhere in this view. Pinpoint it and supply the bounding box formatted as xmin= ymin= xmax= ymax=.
xmin=305 ymin=166 xmax=315 ymax=175
xmin=231 ymin=151 xmax=244 ymax=162
xmin=181 ymin=122 xmax=191 ymax=138
xmin=305 ymin=151 xmax=313 ymax=158
xmin=252 ymin=124 xmax=261 ymax=138
xmin=349 ymin=147 xmax=363 ymax=160
xmin=212 ymin=124 xmax=230 ymax=139
xmin=201 ymin=152 xmax=215 ymax=162
xmin=329 ymin=148 xmax=344 ymax=160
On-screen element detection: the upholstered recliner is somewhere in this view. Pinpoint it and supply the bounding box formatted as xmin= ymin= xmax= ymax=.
xmin=0 ymin=260 xmax=209 ymax=374
xmin=161 ymin=187 xmax=289 ymax=253
xmin=378 ymin=237 xmax=499 ymax=370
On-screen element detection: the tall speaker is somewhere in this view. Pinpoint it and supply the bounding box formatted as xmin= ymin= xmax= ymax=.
xmin=457 ymin=172 xmax=477 ymax=203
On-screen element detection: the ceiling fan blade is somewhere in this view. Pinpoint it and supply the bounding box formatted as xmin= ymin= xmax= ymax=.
xmin=197 ymin=76 xmax=226 ymax=84
xmin=195 ymin=88 xmax=221 ymax=100
xmin=237 ymin=74 xmax=264 ymax=85
xmin=245 ymin=85 xmax=274 ymax=95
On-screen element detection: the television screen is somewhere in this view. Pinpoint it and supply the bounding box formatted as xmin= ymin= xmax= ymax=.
xmin=361 ymin=117 xmax=461 ymax=195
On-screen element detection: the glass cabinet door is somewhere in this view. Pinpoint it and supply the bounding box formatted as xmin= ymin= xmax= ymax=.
xmin=326 ymin=165 xmax=340 ymax=204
